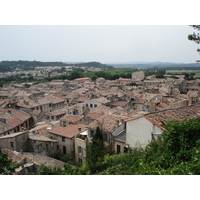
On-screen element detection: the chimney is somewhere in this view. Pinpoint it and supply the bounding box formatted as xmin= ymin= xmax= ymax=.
xmin=78 ymin=127 xmax=82 ymax=132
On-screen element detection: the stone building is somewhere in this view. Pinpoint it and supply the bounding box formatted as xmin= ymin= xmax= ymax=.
xmin=75 ymin=129 xmax=89 ymax=164
xmin=0 ymin=131 xmax=29 ymax=152
xmin=132 ymin=71 xmax=145 ymax=81
xmin=48 ymin=124 xmax=87 ymax=159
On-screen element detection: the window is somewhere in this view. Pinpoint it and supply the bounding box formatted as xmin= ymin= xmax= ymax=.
xmin=10 ymin=142 xmax=14 ymax=148
xmin=63 ymin=146 xmax=66 ymax=154
xmin=46 ymin=144 xmax=48 ymax=150
xmin=117 ymin=145 xmax=121 ymax=154
xmin=51 ymin=116 xmax=54 ymax=120
xmin=57 ymin=145 xmax=59 ymax=151
xmin=90 ymin=130 xmax=94 ymax=138
xmin=78 ymin=146 xmax=83 ymax=155
xmin=124 ymin=147 xmax=128 ymax=153
xmin=86 ymin=104 xmax=88 ymax=107
xmin=62 ymin=137 xmax=65 ymax=142
xmin=94 ymin=104 xmax=97 ymax=107
xmin=90 ymin=104 xmax=93 ymax=108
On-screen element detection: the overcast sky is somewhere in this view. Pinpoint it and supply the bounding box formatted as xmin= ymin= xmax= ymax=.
xmin=0 ymin=25 xmax=199 ymax=64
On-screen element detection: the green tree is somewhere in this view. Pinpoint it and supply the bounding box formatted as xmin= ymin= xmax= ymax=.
xmin=23 ymin=83 xmax=31 ymax=88
xmin=69 ymin=70 xmax=81 ymax=80
xmin=86 ymin=127 xmax=105 ymax=173
xmin=0 ymin=150 xmax=17 ymax=175
xmin=188 ymin=25 xmax=200 ymax=52
xmin=188 ymin=25 xmax=200 ymax=62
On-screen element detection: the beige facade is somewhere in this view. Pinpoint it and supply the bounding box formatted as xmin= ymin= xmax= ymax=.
xmin=48 ymin=132 xmax=75 ymax=159
xmin=75 ymin=130 xmax=89 ymax=164
xmin=132 ymin=71 xmax=144 ymax=81
xmin=114 ymin=140 xmax=126 ymax=154
xmin=0 ymin=131 xmax=29 ymax=152
xmin=29 ymin=134 xmax=59 ymax=156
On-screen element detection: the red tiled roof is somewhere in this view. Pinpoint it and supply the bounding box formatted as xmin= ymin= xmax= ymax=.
xmin=50 ymin=109 xmax=66 ymax=116
xmin=60 ymin=114 xmax=83 ymax=123
xmin=88 ymin=114 xmax=129 ymax=133
xmin=111 ymin=101 xmax=129 ymax=107
xmin=0 ymin=108 xmax=31 ymax=122
xmin=49 ymin=124 xmax=87 ymax=138
xmin=86 ymin=113 xmax=104 ymax=120
xmin=126 ymin=103 xmax=200 ymax=130
xmin=2 ymin=148 xmax=25 ymax=164
xmin=7 ymin=118 xmax=22 ymax=127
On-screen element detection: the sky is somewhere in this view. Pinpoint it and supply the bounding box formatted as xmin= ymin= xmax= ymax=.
xmin=0 ymin=25 xmax=199 ymax=64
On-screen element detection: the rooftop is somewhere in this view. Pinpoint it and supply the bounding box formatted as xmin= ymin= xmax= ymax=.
xmin=111 ymin=101 xmax=129 ymax=107
xmin=126 ymin=103 xmax=200 ymax=130
xmin=49 ymin=124 xmax=87 ymax=138
xmin=88 ymin=114 xmax=129 ymax=133
xmin=60 ymin=114 xmax=84 ymax=123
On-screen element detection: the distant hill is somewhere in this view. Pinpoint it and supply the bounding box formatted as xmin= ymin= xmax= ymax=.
xmin=0 ymin=60 xmax=67 ymax=72
xmin=72 ymin=61 xmax=114 ymax=70
xmin=109 ymin=62 xmax=200 ymax=69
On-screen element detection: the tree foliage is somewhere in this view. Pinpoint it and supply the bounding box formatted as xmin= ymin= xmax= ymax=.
xmin=144 ymin=68 xmax=166 ymax=78
xmin=183 ymin=72 xmax=195 ymax=80
xmin=86 ymin=127 xmax=105 ymax=173
xmin=100 ymin=118 xmax=200 ymax=174
xmin=0 ymin=150 xmax=17 ymax=175
xmin=188 ymin=25 xmax=200 ymax=59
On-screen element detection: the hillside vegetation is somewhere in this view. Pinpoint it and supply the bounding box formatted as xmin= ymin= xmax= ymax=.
xmin=0 ymin=60 xmax=67 ymax=72
xmin=74 ymin=61 xmax=114 ymax=70
xmin=0 ymin=60 xmax=113 ymax=72
xmin=32 ymin=68 xmax=135 ymax=85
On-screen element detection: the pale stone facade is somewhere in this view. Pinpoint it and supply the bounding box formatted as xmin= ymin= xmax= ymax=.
xmin=132 ymin=71 xmax=145 ymax=81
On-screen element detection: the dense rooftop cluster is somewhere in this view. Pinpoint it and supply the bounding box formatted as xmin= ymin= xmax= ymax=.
xmin=0 ymin=71 xmax=200 ymax=174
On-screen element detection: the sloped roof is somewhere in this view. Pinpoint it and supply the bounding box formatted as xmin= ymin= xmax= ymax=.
xmin=94 ymin=97 xmax=110 ymax=104
xmin=126 ymin=103 xmax=200 ymax=130
xmin=0 ymin=108 xmax=31 ymax=122
xmin=111 ymin=101 xmax=129 ymax=107
xmin=86 ymin=113 xmax=104 ymax=120
xmin=114 ymin=129 xmax=126 ymax=143
xmin=60 ymin=114 xmax=84 ymax=123
xmin=2 ymin=148 xmax=26 ymax=164
xmin=29 ymin=134 xmax=58 ymax=142
xmin=88 ymin=114 xmax=129 ymax=133
xmin=7 ymin=118 xmax=22 ymax=127
xmin=49 ymin=124 xmax=87 ymax=138
xmin=17 ymin=98 xmax=40 ymax=108
xmin=50 ymin=109 xmax=66 ymax=116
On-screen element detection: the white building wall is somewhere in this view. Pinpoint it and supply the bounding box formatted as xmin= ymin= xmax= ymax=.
xmin=126 ymin=117 xmax=163 ymax=149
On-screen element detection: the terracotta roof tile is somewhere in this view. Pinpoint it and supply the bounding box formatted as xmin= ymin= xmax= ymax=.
xmin=145 ymin=103 xmax=200 ymax=130
xmin=60 ymin=114 xmax=84 ymax=123
xmin=111 ymin=101 xmax=129 ymax=107
xmin=88 ymin=114 xmax=129 ymax=133
xmin=7 ymin=118 xmax=22 ymax=127
xmin=49 ymin=124 xmax=87 ymax=138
